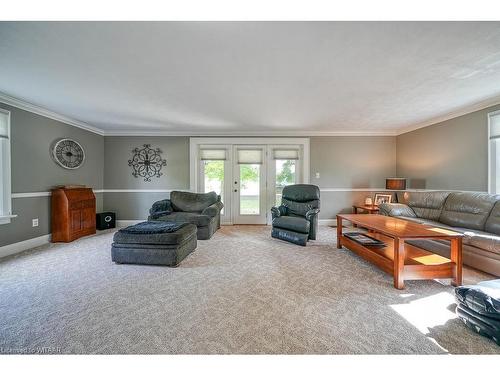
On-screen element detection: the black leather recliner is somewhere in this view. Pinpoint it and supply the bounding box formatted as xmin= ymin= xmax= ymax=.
xmin=271 ymin=184 xmax=320 ymax=246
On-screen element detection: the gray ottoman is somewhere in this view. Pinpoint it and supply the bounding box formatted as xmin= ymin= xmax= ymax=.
xmin=111 ymin=221 xmax=197 ymax=266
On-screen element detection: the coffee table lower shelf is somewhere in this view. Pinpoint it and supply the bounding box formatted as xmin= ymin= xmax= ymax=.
xmin=337 ymin=231 xmax=462 ymax=289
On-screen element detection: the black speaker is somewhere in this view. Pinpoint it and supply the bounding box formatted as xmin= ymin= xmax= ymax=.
xmin=96 ymin=212 xmax=116 ymax=230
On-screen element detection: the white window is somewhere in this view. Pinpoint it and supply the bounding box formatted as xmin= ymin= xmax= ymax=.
xmin=489 ymin=110 xmax=500 ymax=194
xmin=0 ymin=109 xmax=13 ymax=224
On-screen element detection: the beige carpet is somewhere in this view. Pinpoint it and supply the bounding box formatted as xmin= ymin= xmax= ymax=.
xmin=0 ymin=225 xmax=499 ymax=354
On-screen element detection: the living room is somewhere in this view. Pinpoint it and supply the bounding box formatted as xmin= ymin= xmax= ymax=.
xmin=1 ymin=1 xmax=500 ymax=373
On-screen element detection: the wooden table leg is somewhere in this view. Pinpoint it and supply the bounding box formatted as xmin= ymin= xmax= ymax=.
xmin=337 ymin=216 xmax=342 ymax=249
xmin=393 ymin=237 xmax=405 ymax=289
xmin=352 ymin=206 xmax=358 ymax=227
xmin=450 ymin=237 xmax=463 ymax=287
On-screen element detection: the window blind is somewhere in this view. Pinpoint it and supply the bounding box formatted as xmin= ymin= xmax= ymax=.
xmin=0 ymin=113 xmax=8 ymax=139
xmin=237 ymin=149 xmax=263 ymax=164
xmin=273 ymin=149 xmax=299 ymax=160
xmin=200 ymin=149 xmax=227 ymax=160
xmin=490 ymin=112 xmax=500 ymax=139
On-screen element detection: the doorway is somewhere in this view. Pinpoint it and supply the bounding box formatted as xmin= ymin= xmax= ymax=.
xmin=191 ymin=138 xmax=309 ymax=225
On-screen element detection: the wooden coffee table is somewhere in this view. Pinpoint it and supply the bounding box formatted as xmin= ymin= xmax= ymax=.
xmin=352 ymin=204 xmax=379 ymax=214
xmin=336 ymin=214 xmax=463 ymax=289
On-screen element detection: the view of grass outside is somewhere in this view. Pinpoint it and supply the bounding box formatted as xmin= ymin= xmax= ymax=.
xmin=203 ymin=159 xmax=296 ymax=215
xmin=275 ymin=160 xmax=296 ymax=206
xmin=240 ymin=164 xmax=260 ymax=214
xmin=203 ymin=160 xmax=224 ymax=213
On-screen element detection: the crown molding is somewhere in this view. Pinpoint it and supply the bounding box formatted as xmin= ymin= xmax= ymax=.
xmin=0 ymin=91 xmax=105 ymax=136
xmin=396 ymin=95 xmax=500 ymax=136
xmin=2 ymin=90 xmax=500 ymax=138
xmin=102 ymin=129 xmax=398 ymax=137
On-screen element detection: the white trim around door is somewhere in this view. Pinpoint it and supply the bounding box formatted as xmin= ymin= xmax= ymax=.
xmin=190 ymin=137 xmax=310 ymax=192
xmin=190 ymin=137 xmax=310 ymax=225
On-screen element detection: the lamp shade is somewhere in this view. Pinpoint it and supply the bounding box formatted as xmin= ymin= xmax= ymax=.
xmin=386 ymin=178 xmax=406 ymax=190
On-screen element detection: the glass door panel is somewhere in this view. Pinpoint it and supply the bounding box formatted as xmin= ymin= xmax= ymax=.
xmin=203 ymin=160 xmax=225 ymax=213
xmin=239 ymin=164 xmax=260 ymax=215
xmin=233 ymin=146 xmax=267 ymax=224
xmin=275 ymin=159 xmax=296 ymax=206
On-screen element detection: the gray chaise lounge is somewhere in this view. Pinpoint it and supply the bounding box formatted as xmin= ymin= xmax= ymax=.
xmin=379 ymin=191 xmax=500 ymax=276
xmin=148 ymin=191 xmax=224 ymax=240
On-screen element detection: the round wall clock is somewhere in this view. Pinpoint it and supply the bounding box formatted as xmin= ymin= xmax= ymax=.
xmin=51 ymin=138 xmax=86 ymax=169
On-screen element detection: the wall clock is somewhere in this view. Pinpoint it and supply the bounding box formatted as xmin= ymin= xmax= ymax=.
xmin=51 ymin=138 xmax=86 ymax=170
xmin=128 ymin=144 xmax=167 ymax=182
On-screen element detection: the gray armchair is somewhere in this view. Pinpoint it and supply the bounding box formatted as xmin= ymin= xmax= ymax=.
xmin=271 ymin=184 xmax=320 ymax=246
xmin=148 ymin=191 xmax=223 ymax=240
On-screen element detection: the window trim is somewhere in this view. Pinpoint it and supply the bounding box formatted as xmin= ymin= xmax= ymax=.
xmin=488 ymin=110 xmax=500 ymax=194
xmin=189 ymin=137 xmax=310 ymax=193
xmin=0 ymin=108 xmax=13 ymax=225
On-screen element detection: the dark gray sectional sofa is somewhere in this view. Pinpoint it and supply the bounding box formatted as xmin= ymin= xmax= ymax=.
xmin=148 ymin=191 xmax=224 ymax=240
xmin=379 ymin=191 xmax=500 ymax=276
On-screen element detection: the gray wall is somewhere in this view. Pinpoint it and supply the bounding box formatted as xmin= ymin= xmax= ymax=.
xmin=310 ymin=136 xmax=396 ymax=188
xmin=103 ymin=137 xmax=189 ymax=220
xmin=102 ymin=136 xmax=396 ymax=220
xmin=310 ymin=136 xmax=397 ymax=219
xmin=396 ymin=104 xmax=500 ymax=191
xmin=0 ymin=103 xmax=104 ymax=247
xmin=5 ymin=101 xmax=493 ymax=246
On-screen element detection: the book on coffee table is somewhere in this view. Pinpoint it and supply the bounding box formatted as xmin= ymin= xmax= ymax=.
xmin=343 ymin=232 xmax=386 ymax=247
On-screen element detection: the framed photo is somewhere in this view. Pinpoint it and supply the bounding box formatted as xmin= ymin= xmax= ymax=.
xmin=374 ymin=193 xmax=392 ymax=206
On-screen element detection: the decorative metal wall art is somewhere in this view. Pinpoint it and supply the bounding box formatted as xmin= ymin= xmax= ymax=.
xmin=128 ymin=144 xmax=167 ymax=182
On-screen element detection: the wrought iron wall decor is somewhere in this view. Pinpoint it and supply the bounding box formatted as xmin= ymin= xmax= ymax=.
xmin=128 ymin=144 xmax=167 ymax=182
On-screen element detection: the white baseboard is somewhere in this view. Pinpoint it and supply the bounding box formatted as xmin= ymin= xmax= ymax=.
xmin=119 ymin=219 xmax=336 ymax=227
xmin=0 ymin=234 xmax=51 ymax=259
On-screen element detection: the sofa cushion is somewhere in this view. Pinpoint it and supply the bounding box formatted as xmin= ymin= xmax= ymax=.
xmin=439 ymin=192 xmax=498 ymax=231
xmin=402 ymin=218 xmax=500 ymax=257
xmin=170 ymin=191 xmax=218 ymax=213
xmin=156 ymin=212 xmax=213 ymax=227
xmin=398 ymin=191 xmax=450 ymax=220
xmin=485 ymin=200 xmax=500 ymax=236
xmin=461 ymin=229 xmax=500 ymax=256
xmin=397 ymin=216 xmax=459 ymax=231
xmin=272 ymin=216 xmax=310 ymax=234
xmin=378 ymin=203 xmax=417 ymax=218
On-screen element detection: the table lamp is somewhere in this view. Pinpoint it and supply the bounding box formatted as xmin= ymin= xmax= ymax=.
xmin=385 ymin=177 xmax=406 ymax=203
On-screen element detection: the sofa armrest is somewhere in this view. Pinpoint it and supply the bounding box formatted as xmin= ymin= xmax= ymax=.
xmin=201 ymin=201 xmax=224 ymax=217
xmin=271 ymin=205 xmax=288 ymax=219
xmin=378 ymin=203 xmax=416 ymax=218
xmin=149 ymin=199 xmax=173 ymax=220
xmin=305 ymin=208 xmax=320 ymax=221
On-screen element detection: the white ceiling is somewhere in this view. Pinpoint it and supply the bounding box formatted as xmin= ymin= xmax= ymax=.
xmin=1 ymin=21 xmax=500 ymax=136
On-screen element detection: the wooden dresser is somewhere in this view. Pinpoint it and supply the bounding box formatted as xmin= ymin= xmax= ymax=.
xmin=51 ymin=187 xmax=96 ymax=242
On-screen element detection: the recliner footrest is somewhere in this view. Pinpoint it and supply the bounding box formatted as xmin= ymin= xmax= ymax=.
xmin=271 ymin=227 xmax=308 ymax=246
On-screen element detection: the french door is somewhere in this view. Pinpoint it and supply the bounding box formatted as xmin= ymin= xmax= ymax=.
xmin=195 ymin=139 xmax=307 ymax=225
xmin=233 ymin=146 xmax=267 ymax=224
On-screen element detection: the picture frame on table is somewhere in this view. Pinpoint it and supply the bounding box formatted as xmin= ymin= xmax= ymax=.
xmin=374 ymin=193 xmax=392 ymax=206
